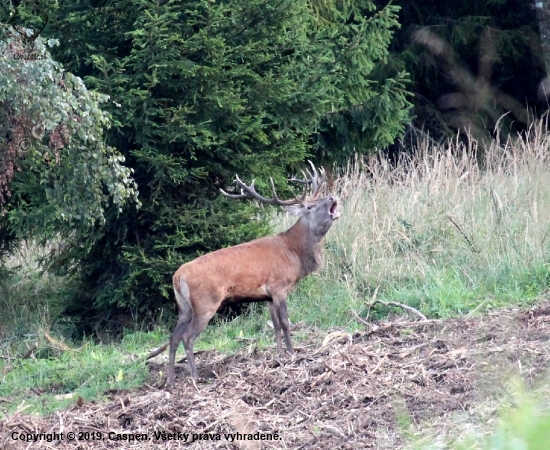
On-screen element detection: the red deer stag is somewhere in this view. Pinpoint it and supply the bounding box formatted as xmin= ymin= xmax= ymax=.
xmin=161 ymin=162 xmax=339 ymax=385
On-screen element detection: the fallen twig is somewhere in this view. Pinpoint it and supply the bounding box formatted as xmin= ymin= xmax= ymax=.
xmin=44 ymin=332 xmax=84 ymax=353
xmin=366 ymin=299 xmax=427 ymax=321
xmin=2 ymin=301 xmax=550 ymax=450
xmin=369 ymin=355 xmax=387 ymax=375
xmin=146 ymin=343 xmax=169 ymax=360
xmin=352 ymin=310 xmax=372 ymax=328
xmin=21 ymin=342 xmax=38 ymax=360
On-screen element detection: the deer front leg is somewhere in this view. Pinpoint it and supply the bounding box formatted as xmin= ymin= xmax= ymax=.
xmin=274 ymin=296 xmax=293 ymax=354
xmin=268 ymin=300 xmax=284 ymax=354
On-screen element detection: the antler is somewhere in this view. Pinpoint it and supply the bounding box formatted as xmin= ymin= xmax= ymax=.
xmin=288 ymin=160 xmax=326 ymax=200
xmin=220 ymin=175 xmax=308 ymax=206
xmin=220 ymin=160 xmax=326 ymax=205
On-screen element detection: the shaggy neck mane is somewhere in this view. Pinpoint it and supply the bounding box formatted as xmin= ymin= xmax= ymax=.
xmin=282 ymin=219 xmax=324 ymax=280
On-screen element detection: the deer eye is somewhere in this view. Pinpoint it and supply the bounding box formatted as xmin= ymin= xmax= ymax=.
xmin=307 ymin=205 xmax=313 ymax=210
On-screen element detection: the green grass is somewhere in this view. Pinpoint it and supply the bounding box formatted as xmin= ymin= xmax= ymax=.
xmin=0 ymin=247 xmax=167 ymax=417
xmin=0 ymin=330 xmax=167 ymax=417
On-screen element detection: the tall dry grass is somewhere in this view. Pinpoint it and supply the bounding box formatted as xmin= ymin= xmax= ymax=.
xmin=0 ymin=243 xmax=68 ymax=339
xmin=280 ymin=119 xmax=550 ymax=322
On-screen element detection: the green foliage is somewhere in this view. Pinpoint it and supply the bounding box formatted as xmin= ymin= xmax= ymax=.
xmin=0 ymin=0 xmax=411 ymax=327
xmin=485 ymin=397 xmax=550 ymax=450
xmin=313 ymin=1 xmax=412 ymax=161
xmin=0 ymin=25 xmax=138 ymax=259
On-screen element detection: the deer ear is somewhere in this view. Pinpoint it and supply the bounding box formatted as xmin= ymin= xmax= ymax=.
xmin=284 ymin=204 xmax=303 ymax=216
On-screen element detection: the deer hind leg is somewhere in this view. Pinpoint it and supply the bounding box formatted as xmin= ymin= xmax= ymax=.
xmin=181 ymin=309 xmax=215 ymax=379
xmin=167 ymin=279 xmax=193 ymax=385
xmin=278 ymin=300 xmax=294 ymax=353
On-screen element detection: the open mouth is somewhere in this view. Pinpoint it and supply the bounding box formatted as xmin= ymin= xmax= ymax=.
xmin=329 ymin=201 xmax=340 ymax=219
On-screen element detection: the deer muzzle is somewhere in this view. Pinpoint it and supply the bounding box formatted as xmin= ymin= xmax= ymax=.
xmin=329 ymin=198 xmax=340 ymax=219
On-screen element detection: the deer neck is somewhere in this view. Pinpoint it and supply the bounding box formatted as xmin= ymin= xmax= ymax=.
xmin=282 ymin=219 xmax=324 ymax=280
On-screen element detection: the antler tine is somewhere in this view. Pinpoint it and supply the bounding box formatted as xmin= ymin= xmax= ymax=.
xmin=305 ymin=164 xmax=317 ymax=194
xmin=221 ymin=174 xmax=307 ymax=206
xmin=287 ymin=162 xmax=327 ymax=199
xmin=268 ymin=176 xmax=309 ymax=205
xmin=219 ymin=188 xmax=249 ymax=200
xmin=220 ymin=175 xmax=256 ymax=200
xmin=317 ymin=167 xmax=327 ymax=198
xmin=234 ymin=175 xmax=281 ymax=205
xmin=287 ymin=169 xmax=308 ymax=185
xmin=278 ymin=175 xmax=309 ymax=205
xmin=307 ymin=160 xmax=326 ymax=199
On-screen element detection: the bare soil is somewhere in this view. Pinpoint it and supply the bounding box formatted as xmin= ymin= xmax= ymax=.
xmin=2 ymin=302 xmax=550 ymax=449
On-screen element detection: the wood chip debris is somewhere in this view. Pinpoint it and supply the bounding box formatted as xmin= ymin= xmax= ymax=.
xmin=1 ymin=302 xmax=549 ymax=449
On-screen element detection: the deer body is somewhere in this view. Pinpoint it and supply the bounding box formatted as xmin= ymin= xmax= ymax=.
xmin=165 ymin=163 xmax=339 ymax=385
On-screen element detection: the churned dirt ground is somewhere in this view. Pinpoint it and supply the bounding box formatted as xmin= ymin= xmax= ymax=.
xmin=2 ymin=301 xmax=550 ymax=449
